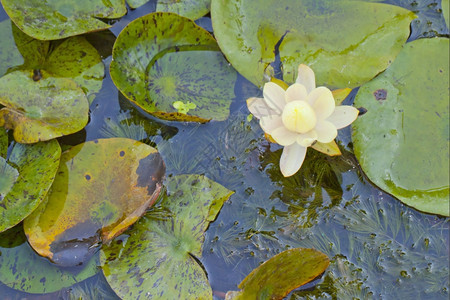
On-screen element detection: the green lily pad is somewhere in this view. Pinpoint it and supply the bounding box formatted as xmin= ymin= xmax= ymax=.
xmin=226 ymin=248 xmax=330 ymax=300
xmin=0 ymin=140 xmax=61 ymax=232
xmin=352 ymin=38 xmax=449 ymax=216
xmin=0 ymin=0 xmax=127 ymax=40
xmin=0 ymin=20 xmax=24 ymax=77
xmin=211 ymin=0 xmax=415 ymax=88
xmin=0 ymin=22 xmax=104 ymax=103
xmin=101 ymin=174 xmax=234 ymax=299
xmin=0 ymin=157 xmax=18 ymax=200
xmin=0 ymin=127 xmax=7 ymax=158
xmin=0 ymin=225 xmax=99 ymax=294
xmin=127 ymin=0 xmax=210 ymax=20
xmin=24 ymin=138 xmax=165 ymax=266
xmin=0 ymin=70 xmax=90 ymax=143
xmin=110 ymin=12 xmax=237 ymax=122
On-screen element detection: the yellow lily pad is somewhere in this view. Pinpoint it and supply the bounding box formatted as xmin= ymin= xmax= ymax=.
xmin=24 ymin=138 xmax=165 ymax=266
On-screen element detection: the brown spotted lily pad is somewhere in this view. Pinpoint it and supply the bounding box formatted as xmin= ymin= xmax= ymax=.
xmin=24 ymin=138 xmax=165 ymax=266
xmin=110 ymin=12 xmax=237 ymax=122
xmin=0 ymin=139 xmax=61 ymax=232
xmin=1 ymin=0 xmax=127 ymax=40
xmin=226 ymin=248 xmax=330 ymax=300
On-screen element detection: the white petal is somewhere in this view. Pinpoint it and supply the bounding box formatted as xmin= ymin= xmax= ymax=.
xmin=308 ymin=87 xmax=335 ymax=120
xmin=285 ymin=83 xmax=308 ymax=103
xmin=260 ymin=114 xmax=283 ymax=134
xmin=270 ymin=126 xmax=298 ymax=146
xmin=327 ymin=106 xmax=359 ymax=129
xmin=247 ymin=97 xmax=279 ymax=119
xmin=315 ymin=120 xmax=337 ymax=143
xmin=263 ymin=82 xmax=286 ymax=112
xmin=296 ymin=64 xmax=315 ymax=94
xmin=297 ymin=130 xmax=318 ymax=147
xmin=280 ymin=143 xmax=307 ymax=177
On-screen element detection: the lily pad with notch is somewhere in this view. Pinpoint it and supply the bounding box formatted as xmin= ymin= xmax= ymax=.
xmin=110 ymin=12 xmax=237 ymax=123
xmin=101 ymin=174 xmax=234 ymax=299
xmin=24 ymin=138 xmax=165 ymax=266
xmin=211 ymin=0 xmax=415 ymax=89
xmin=0 ymin=70 xmax=90 ymax=143
xmin=352 ymin=38 xmax=449 ymax=216
xmin=0 ymin=22 xmax=104 ymax=103
xmin=0 ymin=0 xmax=127 ymax=40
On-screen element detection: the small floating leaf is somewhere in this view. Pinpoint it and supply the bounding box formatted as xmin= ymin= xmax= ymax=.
xmin=0 ymin=140 xmax=61 ymax=232
xmin=0 ymin=0 xmax=127 ymax=40
xmin=211 ymin=0 xmax=415 ymax=88
xmin=0 ymin=70 xmax=89 ymax=143
xmin=110 ymin=12 xmax=236 ymax=122
xmin=0 ymin=225 xmax=98 ymax=294
xmin=24 ymin=138 xmax=165 ymax=266
xmin=352 ymin=38 xmax=449 ymax=216
xmin=101 ymin=174 xmax=234 ymax=300
xmin=225 ymin=248 xmax=330 ymax=300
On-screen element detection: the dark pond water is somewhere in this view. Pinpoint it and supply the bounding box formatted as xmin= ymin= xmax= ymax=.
xmin=0 ymin=1 xmax=449 ymax=299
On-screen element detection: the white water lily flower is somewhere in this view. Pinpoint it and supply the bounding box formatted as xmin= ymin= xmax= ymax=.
xmin=247 ymin=64 xmax=359 ymax=177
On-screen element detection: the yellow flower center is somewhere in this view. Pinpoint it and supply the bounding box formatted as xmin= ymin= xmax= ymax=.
xmin=281 ymin=101 xmax=316 ymax=133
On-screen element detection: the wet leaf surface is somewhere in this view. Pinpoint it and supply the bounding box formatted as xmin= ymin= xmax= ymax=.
xmin=0 ymin=22 xmax=104 ymax=103
xmin=24 ymin=138 xmax=165 ymax=266
xmin=352 ymin=37 xmax=449 ymax=216
xmin=0 ymin=225 xmax=99 ymax=294
xmin=0 ymin=139 xmax=61 ymax=232
xmin=110 ymin=12 xmax=236 ymax=122
xmin=0 ymin=127 xmax=7 ymax=157
xmin=226 ymin=248 xmax=329 ymax=300
xmin=211 ymin=0 xmax=415 ymax=88
xmin=101 ymin=174 xmax=233 ymax=299
xmin=0 ymin=70 xmax=90 ymax=143
xmin=0 ymin=0 xmax=127 ymax=40
xmin=127 ymin=0 xmax=210 ymax=20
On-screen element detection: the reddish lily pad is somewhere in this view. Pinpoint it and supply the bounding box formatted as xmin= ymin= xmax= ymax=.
xmin=0 ymin=140 xmax=61 ymax=232
xmin=0 ymin=0 xmax=127 ymax=40
xmin=110 ymin=12 xmax=236 ymax=122
xmin=101 ymin=174 xmax=234 ymax=299
xmin=0 ymin=70 xmax=90 ymax=143
xmin=24 ymin=138 xmax=165 ymax=266
xmin=226 ymin=248 xmax=330 ymax=300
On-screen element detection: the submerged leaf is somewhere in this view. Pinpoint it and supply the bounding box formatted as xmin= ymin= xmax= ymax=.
xmin=0 ymin=140 xmax=61 ymax=232
xmin=110 ymin=12 xmax=236 ymax=122
xmin=0 ymin=70 xmax=89 ymax=143
xmin=226 ymin=248 xmax=330 ymax=300
xmin=24 ymin=138 xmax=165 ymax=266
xmin=211 ymin=0 xmax=415 ymax=88
xmin=101 ymin=174 xmax=233 ymax=300
xmin=352 ymin=38 xmax=449 ymax=216
xmin=0 ymin=225 xmax=98 ymax=294
xmin=0 ymin=0 xmax=127 ymax=40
